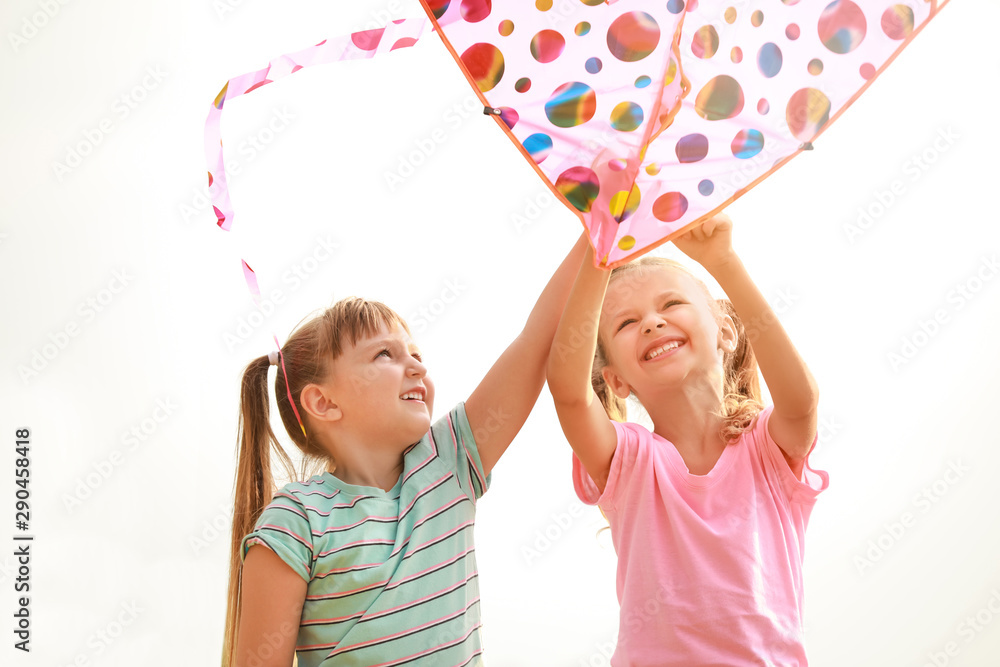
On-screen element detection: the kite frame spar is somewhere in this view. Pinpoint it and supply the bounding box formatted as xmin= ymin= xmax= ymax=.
xmin=205 ymin=0 xmax=951 ymax=268
xmin=415 ymin=0 xmax=952 ymax=267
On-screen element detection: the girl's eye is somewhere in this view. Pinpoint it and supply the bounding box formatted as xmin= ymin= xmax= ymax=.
xmin=376 ymin=349 xmax=390 ymax=359
xmin=662 ymin=300 xmax=683 ymax=309
xmin=616 ymin=318 xmax=636 ymax=333
xmin=411 ymin=353 xmax=422 ymax=362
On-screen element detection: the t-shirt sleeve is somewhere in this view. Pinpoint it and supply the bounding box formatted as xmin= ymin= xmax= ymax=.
xmin=571 ymin=420 xmax=642 ymax=510
xmin=752 ymin=406 xmax=829 ymax=506
xmin=431 ymin=402 xmax=491 ymax=502
xmin=571 ymin=452 xmax=601 ymax=505
xmin=241 ymin=490 xmax=315 ymax=583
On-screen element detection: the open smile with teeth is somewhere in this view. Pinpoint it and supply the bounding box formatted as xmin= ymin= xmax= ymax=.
xmin=400 ymin=391 xmax=425 ymax=401
xmin=645 ymin=341 xmax=683 ymax=360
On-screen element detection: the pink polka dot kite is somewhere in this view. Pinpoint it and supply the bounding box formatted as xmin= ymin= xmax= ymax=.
xmin=205 ymin=0 xmax=951 ymax=268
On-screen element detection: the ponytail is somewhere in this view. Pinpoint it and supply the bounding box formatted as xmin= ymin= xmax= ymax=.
xmin=222 ymin=297 xmax=410 ymax=665
xmin=223 ymin=355 xmax=297 ymax=667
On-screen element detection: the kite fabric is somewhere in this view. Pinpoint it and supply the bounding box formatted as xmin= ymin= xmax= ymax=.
xmin=205 ymin=0 xmax=950 ymax=268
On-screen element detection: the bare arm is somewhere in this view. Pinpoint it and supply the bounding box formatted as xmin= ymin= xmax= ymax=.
xmin=675 ymin=215 xmax=819 ymax=472
xmin=545 ymin=242 xmax=619 ymax=493
xmin=465 ymin=233 xmax=590 ymax=476
xmin=234 ymin=546 xmax=306 ymax=667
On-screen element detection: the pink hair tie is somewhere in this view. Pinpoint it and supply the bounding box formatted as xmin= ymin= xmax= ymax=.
xmin=242 ymin=260 xmax=307 ymax=439
xmin=275 ymin=347 xmax=307 ymax=440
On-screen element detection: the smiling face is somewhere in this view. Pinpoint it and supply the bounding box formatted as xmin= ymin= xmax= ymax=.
xmin=322 ymin=321 xmax=435 ymax=449
xmin=597 ymin=263 xmax=734 ymax=403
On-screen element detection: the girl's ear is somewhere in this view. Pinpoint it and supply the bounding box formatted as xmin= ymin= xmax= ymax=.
xmin=602 ymin=366 xmax=632 ymax=400
xmin=300 ymin=382 xmax=343 ymax=424
xmin=717 ymin=313 xmax=738 ymax=354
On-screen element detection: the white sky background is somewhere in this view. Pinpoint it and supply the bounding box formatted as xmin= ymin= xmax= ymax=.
xmin=2 ymin=0 xmax=999 ymax=665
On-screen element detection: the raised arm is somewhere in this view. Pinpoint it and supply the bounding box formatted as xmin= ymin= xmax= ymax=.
xmin=465 ymin=232 xmax=589 ymax=477
xmin=674 ymin=214 xmax=819 ymax=472
xmin=545 ymin=242 xmax=619 ymax=493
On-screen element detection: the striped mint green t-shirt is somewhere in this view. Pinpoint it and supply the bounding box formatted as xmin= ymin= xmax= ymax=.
xmin=241 ymin=402 xmax=490 ymax=667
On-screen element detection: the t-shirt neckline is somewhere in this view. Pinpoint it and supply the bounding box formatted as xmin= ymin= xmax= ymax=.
xmin=320 ymin=470 xmax=403 ymax=501
xmin=651 ymin=430 xmax=738 ymax=488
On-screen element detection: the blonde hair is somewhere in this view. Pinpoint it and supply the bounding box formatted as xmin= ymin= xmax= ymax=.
xmin=591 ymin=257 xmax=762 ymax=443
xmin=223 ymin=297 xmax=409 ymax=666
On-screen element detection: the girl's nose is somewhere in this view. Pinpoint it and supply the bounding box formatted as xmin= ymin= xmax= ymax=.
xmin=408 ymin=359 xmax=427 ymax=377
xmin=641 ymin=317 xmax=666 ymax=335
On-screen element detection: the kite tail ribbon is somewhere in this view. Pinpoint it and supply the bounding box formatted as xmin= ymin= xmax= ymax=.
xmin=241 ymin=259 xmax=308 ymax=438
xmin=205 ymin=18 xmax=435 ymax=437
xmin=204 ymin=17 xmax=433 ymax=232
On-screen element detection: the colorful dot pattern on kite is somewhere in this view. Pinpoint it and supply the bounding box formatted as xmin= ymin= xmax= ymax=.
xmin=204 ymin=1 xmax=948 ymax=270
xmin=425 ymin=0 xmax=942 ymax=266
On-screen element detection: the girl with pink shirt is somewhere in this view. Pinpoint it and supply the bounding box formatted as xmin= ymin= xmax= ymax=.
xmin=547 ymin=213 xmax=829 ymax=666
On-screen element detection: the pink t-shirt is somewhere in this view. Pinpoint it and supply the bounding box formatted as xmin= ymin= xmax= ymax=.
xmin=573 ymin=406 xmax=829 ymax=666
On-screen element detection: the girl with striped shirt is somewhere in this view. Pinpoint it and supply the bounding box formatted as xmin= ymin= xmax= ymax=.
xmin=223 ymin=234 xmax=586 ymax=666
